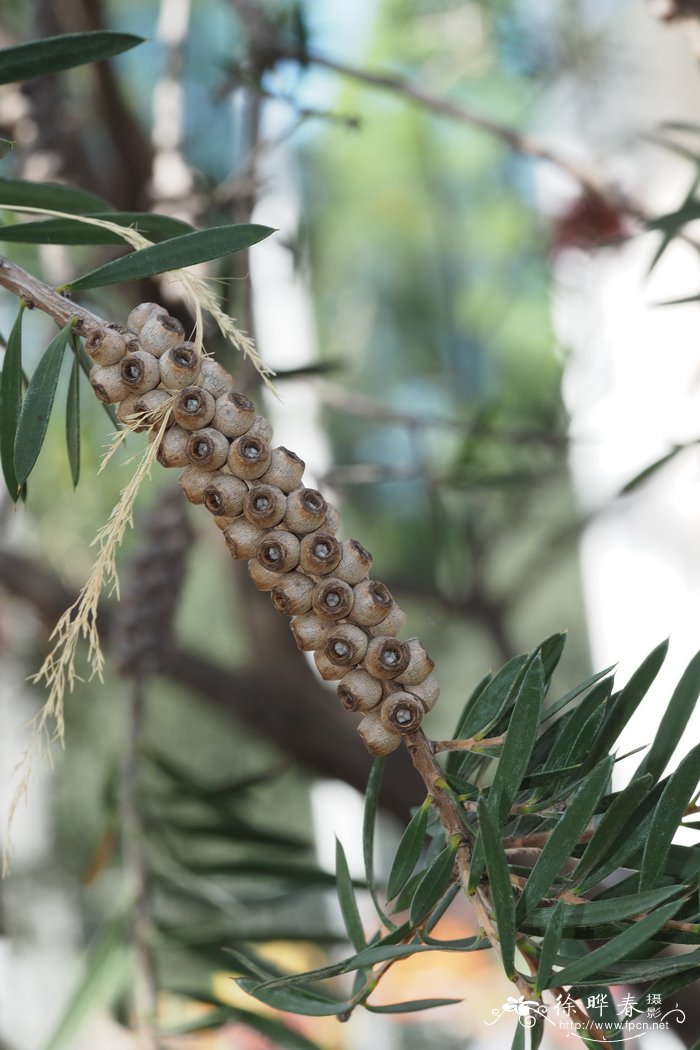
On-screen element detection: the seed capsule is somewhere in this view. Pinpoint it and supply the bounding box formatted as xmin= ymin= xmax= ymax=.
xmin=160 ymin=342 xmax=201 ymax=389
xmin=260 ymin=447 xmax=305 ymax=493
xmin=119 ymin=349 xmax=161 ymax=394
xmin=185 ymin=428 xmax=229 ymax=471
xmin=357 ymin=710 xmax=401 ymax=755
xmin=223 ymin=517 xmax=266 ymax=559
xmin=314 ymin=651 xmax=349 ymax=681
xmin=337 ymin=669 xmax=383 ymax=712
xmin=199 ymin=358 xmax=235 ymax=398
xmin=89 ymin=363 xmax=129 ymax=404
xmin=299 ymin=531 xmax=341 ymax=575
xmin=180 ymin=465 xmax=224 ymax=505
xmin=290 ymin=613 xmax=329 ymax=651
xmin=323 ymin=503 xmax=341 ymax=535
xmin=139 ymin=313 xmax=186 ymax=357
xmin=333 ymin=540 xmax=373 ymax=585
xmin=283 ymin=488 xmax=328 ymax=535
xmin=380 ymin=692 xmax=424 ymax=735
xmin=311 ymin=578 xmax=354 ymax=621
xmin=173 ymin=386 xmax=216 ymax=430
xmin=243 ymin=484 xmax=287 ymax=529
xmin=363 ymin=636 xmax=411 ymax=679
xmin=228 ymin=435 xmax=272 ymax=480
xmin=257 ymin=530 xmax=300 ymax=573
xmin=119 ymin=388 xmax=172 ymax=432
xmin=211 ymin=391 xmax=256 ymax=437
xmin=156 ymin=426 xmax=190 ymax=468
xmin=247 ymin=415 xmax=273 ymax=443
xmin=248 ymin=559 xmax=282 ymax=592
xmin=395 ymin=638 xmax=435 ymax=687
xmin=127 ymin=302 xmax=167 ymax=333
xmin=350 ymin=580 xmax=394 ymax=627
xmin=323 ymin=624 xmax=369 ymax=669
xmin=86 ymin=325 xmax=128 ymax=366
xmin=203 ymin=474 xmax=248 ymax=517
xmin=270 ymin=573 xmax=314 ymax=615
xmin=407 ymin=676 xmax=440 ymax=712
xmin=367 ymin=602 xmax=407 ymax=638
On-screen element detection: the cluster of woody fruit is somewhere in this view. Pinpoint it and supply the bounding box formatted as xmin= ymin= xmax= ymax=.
xmin=88 ymin=302 xmax=439 ymax=755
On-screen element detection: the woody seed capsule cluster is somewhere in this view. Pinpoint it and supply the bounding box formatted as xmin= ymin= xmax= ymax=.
xmin=97 ymin=302 xmax=439 ymax=755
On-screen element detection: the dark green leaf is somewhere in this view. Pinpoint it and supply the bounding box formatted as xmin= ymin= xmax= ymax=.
xmin=0 ymin=31 xmax=144 ymax=86
xmin=409 ymin=836 xmax=459 ymax=926
xmin=594 ymin=947 xmax=700 ymax=982
xmin=572 ymin=774 xmax=653 ymax=884
xmin=0 ymin=306 xmax=23 ymax=499
xmin=0 ymin=212 xmax=192 ymax=245
xmin=67 ymin=224 xmax=275 ymax=290
xmin=0 ymin=177 xmax=109 ymax=214
xmin=510 ymin=1023 xmax=526 ymax=1050
xmin=387 ymin=796 xmax=430 ymax=900
xmin=517 ymin=758 xmax=613 ymax=921
xmin=538 ymin=632 xmax=567 ymax=682
xmin=457 ymin=655 xmax=528 ymax=741
xmin=640 ymin=742 xmax=700 ymax=890
xmin=362 ymin=757 xmax=394 ymax=928
xmin=478 ymin=797 xmax=516 ymax=978
xmin=65 ymin=349 xmax=80 ymax=488
xmin=542 ymin=666 xmax=615 ymax=725
xmin=546 ymin=900 xmax=683 ymax=987
xmin=597 ymin=639 xmax=669 ymax=754
xmin=635 ymin=649 xmax=700 ymax=782
xmin=365 ymin=998 xmax=461 ymax=1014
xmin=393 ymin=867 xmax=426 ymax=912
xmin=619 ymin=446 xmax=687 ymax=494
xmin=535 ymin=902 xmax=565 ymax=994
xmin=447 ymin=671 xmax=492 ymax=778
xmin=528 ymin=885 xmax=684 ymax=930
xmin=236 ymin=978 xmax=353 ymax=1017
xmin=0 ymin=137 xmax=12 ymax=159
xmin=164 ymin=1004 xmax=321 ymax=1049
xmin=335 ymin=838 xmax=366 ymax=953
xmin=14 ymin=318 xmax=74 ymax=486
xmin=542 ymin=679 xmax=611 ymax=774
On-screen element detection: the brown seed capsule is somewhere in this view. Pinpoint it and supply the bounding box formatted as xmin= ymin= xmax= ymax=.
xmin=333 ymin=540 xmax=373 ymax=585
xmin=160 ymin=342 xmax=201 ymax=389
xmin=323 ymin=503 xmax=341 ymax=535
xmin=395 ymin=638 xmax=436 ymax=687
xmin=260 ymin=447 xmax=305 ymax=493
xmin=248 ymin=559 xmax=282 ymax=592
xmin=119 ymin=389 xmax=172 ymax=432
xmin=199 ymin=357 xmax=235 ymax=398
xmin=380 ymin=692 xmax=424 ymax=735
xmin=270 ymin=573 xmax=314 ymax=615
xmin=139 ymin=313 xmax=186 ymax=357
xmin=311 ymin=578 xmax=354 ymax=621
xmin=243 ymin=484 xmax=287 ymax=529
xmin=314 ymin=650 xmax=348 ymax=682
xmin=223 ymin=517 xmax=266 ymax=560
xmin=86 ymin=325 xmax=128 ymax=366
xmin=228 ymin=435 xmax=272 ymax=480
xmin=337 ymin=669 xmax=383 ymax=712
xmin=299 ymin=532 xmax=342 ymax=575
xmin=127 ymin=302 xmax=167 ymax=333
xmin=173 ymin=386 xmax=216 ymax=430
xmin=203 ymin=474 xmax=248 ymax=517
xmin=407 ymin=675 xmax=440 ymax=712
xmin=257 ymin=530 xmax=300 ymax=573
xmin=156 ymin=426 xmax=190 ymax=468
xmin=357 ymin=710 xmax=401 ymax=755
xmin=185 ymin=427 xmax=229 ymax=471
xmin=247 ymin=415 xmax=273 ymax=443
xmin=363 ymin=636 xmax=411 ymax=679
xmin=366 ymin=602 xmax=407 ymax=638
xmin=323 ymin=624 xmax=369 ymax=668
xmin=212 ymin=391 xmax=256 ymax=437
xmin=349 ymin=580 xmax=394 ymax=627
xmin=116 ymin=394 xmax=140 ymax=426
xmin=89 ymin=363 xmax=129 ymax=404
xmin=119 ymin=349 xmax=161 ymax=394
xmin=290 ymin=613 xmax=329 ymax=651
xmin=180 ymin=465 xmax=224 ymax=505
xmin=284 ymin=488 xmax=328 ymax=535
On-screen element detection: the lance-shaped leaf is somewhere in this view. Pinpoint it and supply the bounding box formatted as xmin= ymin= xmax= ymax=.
xmin=365 ymin=998 xmax=461 ymax=1014
xmin=541 ymin=666 xmax=615 ymax=726
xmin=640 ymin=742 xmax=700 ymax=890
xmin=571 ymin=774 xmax=653 ymax=885
xmin=597 ymin=639 xmax=669 ymax=753
xmin=635 ymin=649 xmax=700 ymax=783
xmin=535 ymin=901 xmax=565 ymax=995
xmin=0 ymin=212 xmax=192 ymax=245
xmin=0 ymin=31 xmax=144 ymax=86
xmin=409 ymin=835 xmax=460 ymax=926
xmin=544 ymin=899 xmax=683 ymax=988
xmin=542 ymin=680 xmax=611 ymax=774
xmin=510 ymin=1024 xmax=526 ymax=1050
xmin=538 ymin=632 xmax=567 ymax=682
xmin=236 ymin=979 xmax=355 ymax=1017
xmin=517 ymin=757 xmax=613 ymax=921
xmin=527 ymin=885 xmax=684 ymax=930
xmin=387 ymin=796 xmax=431 ymax=901
xmin=163 ymin=1004 xmax=321 ymax=1049
xmin=14 ymin=318 xmax=74 ymax=486
xmin=65 ymin=350 xmax=80 ymax=488
xmin=478 ymin=796 xmax=516 ymax=978
xmin=0 ymin=306 xmax=23 ymax=499
xmin=335 ymin=838 xmax=366 ymax=953
xmin=0 ymin=176 xmax=109 ymax=214
xmin=67 ymin=223 xmax=275 ymax=289
xmin=455 ymin=655 xmax=528 ymax=742
xmin=362 ymin=757 xmax=395 ymax=927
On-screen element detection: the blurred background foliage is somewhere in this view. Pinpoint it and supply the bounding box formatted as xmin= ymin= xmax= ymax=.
xmin=0 ymin=0 xmax=662 ymax=1047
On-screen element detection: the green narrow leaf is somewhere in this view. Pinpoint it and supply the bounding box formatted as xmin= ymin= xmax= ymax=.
xmin=478 ymin=797 xmax=516 ymax=978
xmin=541 ymin=666 xmax=615 ymax=725
xmin=164 ymin=1005 xmax=321 ymax=1049
xmin=0 ymin=306 xmax=24 ymax=499
xmin=528 ymin=885 xmax=684 ymax=930
xmin=66 ymin=347 xmax=80 ymax=488
xmin=362 ymin=757 xmax=395 ymax=928
xmin=595 ymin=639 xmax=669 ymax=756
xmin=640 ymin=742 xmax=700 ymax=890
xmin=542 ymin=679 xmax=612 ymax=773
xmin=635 ymin=649 xmax=700 ymax=782
xmin=457 ymin=655 xmax=528 ymax=742
xmin=0 ymin=212 xmax=193 ymax=245
xmin=409 ymin=836 xmax=460 ymax=926
xmin=510 ymin=1022 xmax=526 ymax=1050
xmin=0 ymin=31 xmax=144 ymax=86
xmin=538 ymin=632 xmax=567 ymax=682
xmin=572 ymin=774 xmax=653 ymax=884
xmin=365 ymin=998 xmax=461 ymax=1014
xmin=67 ymin=224 xmax=275 ymax=290
xmin=387 ymin=796 xmax=431 ymax=900
xmin=516 ymin=757 xmax=613 ymax=921
xmin=14 ymin=318 xmax=74 ymax=486
xmin=0 ymin=176 xmax=109 ymax=214
xmin=236 ymin=978 xmax=353 ymax=1017
xmin=335 ymin=838 xmax=366 ymax=953
xmin=545 ymin=900 xmax=683 ymax=988
xmin=447 ymin=671 xmax=492 ymax=778
xmin=0 ymin=137 xmax=13 ymax=159
xmin=535 ymin=902 xmax=565 ymax=994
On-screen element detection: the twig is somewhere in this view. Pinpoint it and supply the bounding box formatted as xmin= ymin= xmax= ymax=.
xmin=432 ymin=735 xmax=504 ymax=753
